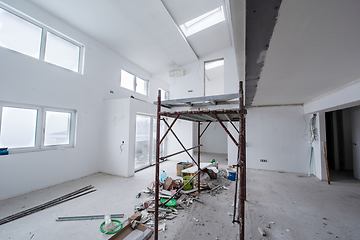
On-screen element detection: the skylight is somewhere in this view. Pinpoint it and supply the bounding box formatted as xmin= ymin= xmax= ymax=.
xmin=205 ymin=59 xmax=224 ymax=70
xmin=180 ymin=6 xmax=225 ymax=37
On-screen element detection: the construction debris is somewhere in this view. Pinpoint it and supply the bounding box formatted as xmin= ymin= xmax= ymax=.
xmin=56 ymin=214 xmax=124 ymax=222
xmin=258 ymin=227 xmax=266 ymax=236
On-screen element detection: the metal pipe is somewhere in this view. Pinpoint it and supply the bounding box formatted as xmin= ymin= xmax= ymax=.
xmin=213 ymin=113 xmax=239 ymax=147
xmin=163 ymin=119 xmax=199 ymax=168
xmin=160 ymin=145 xmax=202 ymax=160
xmin=198 ymin=122 xmax=201 ymax=195
xmin=199 ymin=122 xmax=212 ymax=138
xmin=238 ymin=81 xmax=245 ymax=240
xmin=154 ymin=90 xmax=161 ymax=240
xmin=159 ymin=115 xmax=179 ymax=145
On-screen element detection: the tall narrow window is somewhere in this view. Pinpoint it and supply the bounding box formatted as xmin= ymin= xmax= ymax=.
xmin=135 ymin=115 xmax=151 ymax=170
xmin=44 ymin=111 xmax=72 ymax=146
xmin=44 ymin=32 xmax=80 ymax=72
xmin=0 ymin=7 xmax=42 ymax=58
xmin=0 ymin=107 xmax=38 ymax=149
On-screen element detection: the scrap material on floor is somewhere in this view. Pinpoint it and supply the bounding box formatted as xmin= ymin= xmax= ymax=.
xmin=0 ymin=185 xmax=96 ymax=226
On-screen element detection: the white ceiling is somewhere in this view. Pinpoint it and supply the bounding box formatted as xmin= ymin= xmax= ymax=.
xmin=252 ymin=0 xmax=360 ymax=105
xmin=29 ymin=0 xmax=232 ymax=75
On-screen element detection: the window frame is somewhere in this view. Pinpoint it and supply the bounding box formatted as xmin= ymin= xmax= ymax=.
xmin=120 ymin=69 xmax=149 ymax=96
xmin=159 ymin=88 xmax=170 ymax=101
xmin=0 ymin=2 xmax=84 ymax=74
xmin=0 ymin=101 xmax=77 ymax=154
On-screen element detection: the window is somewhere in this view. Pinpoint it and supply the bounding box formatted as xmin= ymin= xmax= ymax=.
xmin=0 ymin=3 xmax=83 ymax=73
xmin=0 ymin=107 xmax=38 ymax=149
xmin=0 ymin=7 xmax=42 ymax=59
xmin=159 ymin=88 xmax=169 ymax=101
xmin=180 ymin=6 xmax=225 ymax=37
xmin=44 ymin=32 xmax=80 ymax=72
xmin=44 ymin=111 xmax=72 ymax=146
xmin=135 ymin=114 xmax=165 ymax=171
xmin=120 ymin=70 xmax=149 ymax=96
xmin=0 ymin=102 xmax=76 ymax=153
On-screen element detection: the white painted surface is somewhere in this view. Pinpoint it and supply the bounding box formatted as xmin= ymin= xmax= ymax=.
xmin=304 ymin=78 xmax=360 ymax=114
xmin=245 ymin=106 xmax=310 ymax=174
xmin=155 ymin=47 xmax=238 ymax=99
xmin=198 ymin=122 xmax=228 ymax=154
xmin=228 ymin=121 xmax=239 ymax=166
xmin=0 ymin=0 xmax=166 ymax=200
xmin=311 ymin=112 xmax=327 ymax=180
xmin=351 ymin=106 xmax=360 ymax=180
xmin=100 ymin=99 xmax=157 ymax=177
xmin=253 ymin=0 xmax=360 ymax=105
xmin=166 ymin=119 xmax=193 ymax=162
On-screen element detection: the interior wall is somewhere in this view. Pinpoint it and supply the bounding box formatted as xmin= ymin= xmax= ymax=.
xmin=0 ymin=0 xmax=164 ymax=200
xmin=153 ymin=47 xmax=239 ymax=100
xmin=196 ymin=122 xmax=228 ymax=154
xmin=100 ymin=98 xmax=157 ymax=178
xmin=350 ymin=106 xmax=360 ymax=180
xmin=245 ymin=106 xmax=310 ymax=174
xmin=166 ymin=119 xmax=193 ymax=162
xmin=342 ymin=108 xmax=354 ymax=170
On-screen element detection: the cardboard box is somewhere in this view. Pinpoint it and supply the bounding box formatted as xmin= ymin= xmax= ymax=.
xmin=108 ymin=223 xmax=153 ymax=240
xmin=176 ymin=162 xmax=193 ymax=176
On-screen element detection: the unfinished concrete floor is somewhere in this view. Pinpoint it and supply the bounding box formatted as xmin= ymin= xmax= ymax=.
xmin=0 ymin=155 xmax=359 ymax=240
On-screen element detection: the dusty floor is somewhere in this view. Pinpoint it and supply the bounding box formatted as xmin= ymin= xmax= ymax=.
xmin=0 ymin=153 xmax=359 ymax=240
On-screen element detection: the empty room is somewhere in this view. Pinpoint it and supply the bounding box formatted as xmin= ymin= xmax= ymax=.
xmin=0 ymin=0 xmax=360 ymax=239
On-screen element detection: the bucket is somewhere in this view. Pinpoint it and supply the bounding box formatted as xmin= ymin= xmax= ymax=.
xmin=228 ymin=171 xmax=236 ymax=181
xmin=183 ymin=176 xmax=193 ymax=190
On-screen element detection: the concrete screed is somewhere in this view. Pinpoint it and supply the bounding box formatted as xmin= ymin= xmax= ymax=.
xmin=0 ymin=157 xmax=359 ymax=240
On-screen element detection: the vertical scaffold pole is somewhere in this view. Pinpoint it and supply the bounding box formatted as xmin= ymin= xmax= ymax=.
xmin=154 ymin=90 xmax=161 ymax=240
xmin=198 ymin=122 xmax=201 ymax=194
xmin=238 ymin=81 xmax=245 ymax=240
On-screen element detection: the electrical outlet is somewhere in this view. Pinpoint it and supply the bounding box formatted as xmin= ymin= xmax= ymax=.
xmin=260 ymin=159 xmax=267 ymax=162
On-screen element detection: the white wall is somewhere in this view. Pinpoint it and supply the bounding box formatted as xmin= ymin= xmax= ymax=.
xmin=166 ymin=119 xmax=193 ymax=162
xmin=245 ymin=106 xmax=310 ymax=174
xmin=0 ymin=0 xmax=167 ymax=200
xmin=311 ymin=112 xmax=327 ymax=180
xmin=100 ymin=98 xmax=157 ymax=177
xmin=196 ymin=122 xmax=228 ymax=154
xmin=343 ymin=109 xmax=354 ymax=170
xmin=154 ymin=47 xmax=239 ymax=100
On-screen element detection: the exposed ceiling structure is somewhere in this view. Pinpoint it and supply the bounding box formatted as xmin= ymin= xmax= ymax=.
xmin=251 ymin=0 xmax=360 ymax=106
xmin=29 ymin=0 xmax=232 ymax=75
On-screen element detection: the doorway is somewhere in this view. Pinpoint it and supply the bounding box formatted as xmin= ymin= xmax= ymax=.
xmin=135 ymin=114 xmax=165 ymax=171
xmin=204 ymin=58 xmax=224 ymax=96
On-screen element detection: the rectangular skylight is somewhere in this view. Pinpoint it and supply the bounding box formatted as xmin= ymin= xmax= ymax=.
xmin=205 ymin=59 xmax=224 ymax=70
xmin=180 ymin=6 xmax=225 ymax=37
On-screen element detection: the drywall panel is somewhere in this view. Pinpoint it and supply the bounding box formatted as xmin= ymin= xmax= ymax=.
xmin=198 ymin=122 xmax=228 ymax=154
xmin=153 ymin=47 xmax=239 ymax=100
xmin=0 ymin=0 xmax=160 ymax=200
xmin=351 ymin=106 xmax=360 ymax=180
xmin=100 ymin=99 xmax=131 ymax=177
xmin=311 ymin=112 xmax=327 ymax=180
xmin=166 ymin=119 xmax=193 ymax=162
xmin=245 ymin=106 xmax=310 ymax=174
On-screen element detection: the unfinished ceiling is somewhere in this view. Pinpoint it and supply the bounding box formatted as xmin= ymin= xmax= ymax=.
xmin=252 ymin=0 xmax=360 ymax=106
xmin=29 ymin=0 xmax=232 ymax=75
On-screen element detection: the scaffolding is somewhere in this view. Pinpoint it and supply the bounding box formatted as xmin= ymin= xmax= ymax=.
xmin=154 ymin=82 xmax=246 ymax=240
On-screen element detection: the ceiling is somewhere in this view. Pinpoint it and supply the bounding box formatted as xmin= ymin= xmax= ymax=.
xmin=29 ymin=0 xmax=232 ymax=75
xmin=251 ymin=0 xmax=360 ymax=106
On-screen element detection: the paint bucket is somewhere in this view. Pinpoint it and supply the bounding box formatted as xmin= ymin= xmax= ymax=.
xmin=228 ymin=171 xmax=236 ymax=181
xmin=183 ymin=176 xmax=193 ymax=190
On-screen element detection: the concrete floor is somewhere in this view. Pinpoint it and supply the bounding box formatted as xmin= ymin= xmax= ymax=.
xmin=0 ymin=153 xmax=359 ymax=240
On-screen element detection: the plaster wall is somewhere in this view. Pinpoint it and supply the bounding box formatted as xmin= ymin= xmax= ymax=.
xmin=166 ymin=120 xmax=193 ymax=162
xmin=197 ymin=122 xmax=228 ymax=154
xmin=0 ymin=0 xmax=165 ymax=200
xmin=245 ymin=106 xmax=310 ymax=174
xmin=154 ymin=47 xmax=239 ymax=100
